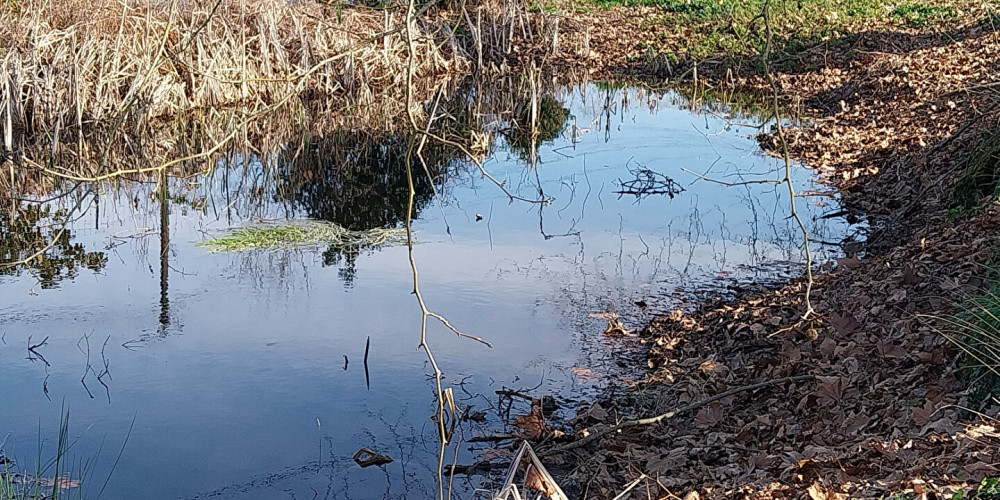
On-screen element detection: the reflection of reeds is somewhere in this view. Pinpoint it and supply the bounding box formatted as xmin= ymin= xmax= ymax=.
xmin=2 ymin=69 xmax=578 ymax=196
xmin=0 ymin=0 xmax=580 ymax=193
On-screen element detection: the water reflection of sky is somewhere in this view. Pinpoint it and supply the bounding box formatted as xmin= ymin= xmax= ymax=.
xmin=0 ymin=85 xmax=851 ymax=499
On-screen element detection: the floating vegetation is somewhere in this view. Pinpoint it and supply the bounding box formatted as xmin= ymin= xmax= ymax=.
xmin=198 ymin=221 xmax=407 ymax=253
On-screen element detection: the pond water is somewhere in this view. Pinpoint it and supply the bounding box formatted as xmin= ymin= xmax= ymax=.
xmin=0 ymin=84 xmax=852 ymax=499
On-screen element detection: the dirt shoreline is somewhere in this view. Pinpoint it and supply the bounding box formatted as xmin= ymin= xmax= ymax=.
xmin=530 ymin=8 xmax=1000 ymax=500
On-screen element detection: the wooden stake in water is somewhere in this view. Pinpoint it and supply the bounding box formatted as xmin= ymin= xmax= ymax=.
xmin=364 ymin=336 xmax=370 ymax=390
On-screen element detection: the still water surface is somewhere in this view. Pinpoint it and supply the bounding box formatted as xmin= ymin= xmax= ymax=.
xmin=0 ymin=84 xmax=851 ymax=499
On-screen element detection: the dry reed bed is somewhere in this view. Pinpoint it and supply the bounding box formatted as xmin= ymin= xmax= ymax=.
xmin=0 ymin=0 xmax=466 ymax=152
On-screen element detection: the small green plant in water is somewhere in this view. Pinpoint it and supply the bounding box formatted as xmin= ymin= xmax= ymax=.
xmin=1 ymin=407 xmax=84 ymax=500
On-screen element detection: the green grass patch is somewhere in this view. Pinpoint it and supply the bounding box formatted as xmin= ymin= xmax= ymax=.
xmin=635 ymin=0 xmax=887 ymax=62
xmin=935 ymin=477 xmax=1000 ymax=499
xmin=974 ymin=477 xmax=1000 ymax=499
xmin=891 ymin=3 xmax=957 ymax=27
xmin=950 ymin=128 xmax=1000 ymax=213
xmin=980 ymin=10 xmax=1000 ymax=29
xmin=884 ymin=477 xmax=1000 ymax=499
xmin=940 ymin=281 xmax=1000 ymax=411
xmin=198 ymin=220 xmax=408 ymax=252
xmin=586 ymin=0 xmax=970 ymax=68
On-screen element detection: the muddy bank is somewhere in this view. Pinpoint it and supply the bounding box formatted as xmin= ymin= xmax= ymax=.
xmin=527 ymin=8 xmax=1000 ymax=500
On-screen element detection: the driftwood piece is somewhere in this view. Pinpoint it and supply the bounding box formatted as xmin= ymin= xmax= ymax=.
xmin=352 ymin=447 xmax=393 ymax=468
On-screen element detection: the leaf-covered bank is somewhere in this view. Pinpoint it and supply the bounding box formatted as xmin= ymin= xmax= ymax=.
xmin=520 ymin=2 xmax=1000 ymax=499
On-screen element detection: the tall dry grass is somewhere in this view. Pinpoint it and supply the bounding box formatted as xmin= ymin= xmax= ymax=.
xmin=0 ymin=0 xmax=465 ymax=153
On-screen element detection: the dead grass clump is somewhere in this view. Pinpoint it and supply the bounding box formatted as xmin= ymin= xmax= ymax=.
xmin=448 ymin=0 xmax=562 ymax=69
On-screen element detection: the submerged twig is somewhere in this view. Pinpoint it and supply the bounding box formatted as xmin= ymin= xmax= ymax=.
xmin=614 ymin=163 xmax=685 ymax=201
xmin=760 ymin=0 xmax=815 ymax=319
xmin=27 ymin=335 xmax=50 ymax=367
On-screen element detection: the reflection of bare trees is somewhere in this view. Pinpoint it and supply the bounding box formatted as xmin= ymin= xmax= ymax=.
xmin=273 ymin=132 xmax=456 ymax=286
xmin=486 ymin=125 xmax=851 ymax=399
xmin=0 ymin=202 xmax=107 ymax=289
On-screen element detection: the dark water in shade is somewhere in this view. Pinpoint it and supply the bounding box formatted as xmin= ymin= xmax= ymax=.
xmin=0 ymin=84 xmax=852 ymax=499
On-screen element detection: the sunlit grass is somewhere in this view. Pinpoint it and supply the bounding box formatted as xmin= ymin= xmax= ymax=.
xmin=891 ymin=3 xmax=957 ymax=27
xmin=589 ymin=0 xmax=975 ymax=64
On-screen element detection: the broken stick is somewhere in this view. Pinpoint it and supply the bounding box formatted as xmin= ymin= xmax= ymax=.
xmin=541 ymin=374 xmax=816 ymax=455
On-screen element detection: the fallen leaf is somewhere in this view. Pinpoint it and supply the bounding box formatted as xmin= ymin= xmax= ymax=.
xmin=645 ymin=447 xmax=689 ymax=473
xmin=831 ymin=311 xmax=860 ymax=335
xmin=514 ymin=409 xmax=545 ymax=440
xmin=699 ymin=359 xmax=729 ymax=377
xmin=815 ymin=376 xmax=845 ymax=405
xmin=694 ymin=401 xmax=724 ymax=428
xmin=807 ymin=482 xmax=827 ymax=500
xmin=603 ymin=317 xmax=633 ymax=336
xmin=35 ymin=476 xmax=80 ymax=490
xmin=836 ymin=255 xmax=863 ymax=270
xmin=585 ymin=402 xmax=609 ymax=421
xmin=819 ymin=337 xmax=837 ymax=358
xmin=525 ymin=464 xmax=558 ymax=496
xmin=571 ymin=366 xmax=602 ymax=384
xmin=588 ymin=311 xmax=619 ymax=319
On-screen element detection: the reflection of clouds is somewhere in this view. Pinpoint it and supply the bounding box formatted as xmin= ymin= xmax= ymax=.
xmin=473 ymin=86 xmax=853 ymax=402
